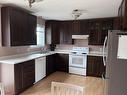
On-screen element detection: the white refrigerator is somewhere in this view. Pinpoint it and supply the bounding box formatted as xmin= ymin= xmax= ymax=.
xmin=104 ymin=30 xmax=127 ymax=95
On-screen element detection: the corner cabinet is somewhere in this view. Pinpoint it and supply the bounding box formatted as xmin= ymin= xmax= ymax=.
xmin=59 ymin=21 xmax=73 ymax=44
xmin=87 ymin=56 xmax=105 ymax=77
xmin=1 ymin=6 xmax=37 ymax=46
xmin=55 ymin=54 xmax=69 ymax=73
xmin=45 ymin=21 xmax=60 ymax=44
xmin=88 ymin=18 xmax=113 ymax=45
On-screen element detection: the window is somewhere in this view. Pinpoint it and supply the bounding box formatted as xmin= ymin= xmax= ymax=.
xmin=36 ymin=24 xmax=45 ymax=46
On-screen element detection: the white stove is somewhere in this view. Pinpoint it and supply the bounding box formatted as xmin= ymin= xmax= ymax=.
xmin=69 ymin=47 xmax=89 ymax=76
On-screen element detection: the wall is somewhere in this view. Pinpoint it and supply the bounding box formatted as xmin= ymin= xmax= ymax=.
xmin=56 ymin=39 xmax=103 ymax=53
xmin=0 ymin=6 xmax=45 ymax=57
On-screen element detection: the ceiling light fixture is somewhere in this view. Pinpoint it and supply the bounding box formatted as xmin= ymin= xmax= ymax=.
xmin=72 ymin=9 xmax=87 ymax=20
xmin=72 ymin=9 xmax=82 ymax=20
xmin=28 ymin=0 xmax=43 ymax=8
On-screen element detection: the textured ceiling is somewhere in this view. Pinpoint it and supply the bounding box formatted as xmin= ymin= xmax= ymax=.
xmin=0 ymin=0 xmax=122 ymax=20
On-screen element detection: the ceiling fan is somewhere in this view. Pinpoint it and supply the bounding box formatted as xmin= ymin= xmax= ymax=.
xmin=27 ymin=0 xmax=43 ymax=8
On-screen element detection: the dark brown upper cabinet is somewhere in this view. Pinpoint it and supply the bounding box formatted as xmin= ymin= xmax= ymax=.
xmin=118 ymin=0 xmax=127 ymax=30
xmin=59 ymin=21 xmax=73 ymax=44
xmin=45 ymin=17 xmax=117 ymax=45
xmin=71 ymin=20 xmax=89 ymax=35
xmin=80 ymin=20 xmax=90 ymax=35
xmin=1 ymin=6 xmax=37 ymax=46
xmin=45 ymin=20 xmax=60 ymax=44
xmin=88 ymin=18 xmax=114 ymax=45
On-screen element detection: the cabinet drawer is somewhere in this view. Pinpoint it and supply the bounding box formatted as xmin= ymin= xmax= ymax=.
xmin=23 ymin=71 xmax=35 ymax=78
xmin=23 ymin=65 xmax=35 ymax=72
xmin=22 ymin=60 xmax=35 ymax=67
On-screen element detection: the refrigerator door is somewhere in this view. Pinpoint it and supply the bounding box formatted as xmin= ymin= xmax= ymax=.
xmin=106 ymin=30 xmax=127 ymax=95
xmin=105 ymin=30 xmax=114 ymax=95
xmin=117 ymin=35 xmax=127 ymax=59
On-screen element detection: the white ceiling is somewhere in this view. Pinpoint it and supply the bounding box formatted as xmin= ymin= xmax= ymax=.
xmin=0 ymin=0 xmax=122 ymax=20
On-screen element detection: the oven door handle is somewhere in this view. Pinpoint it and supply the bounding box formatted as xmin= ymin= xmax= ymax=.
xmin=69 ymin=54 xmax=87 ymax=56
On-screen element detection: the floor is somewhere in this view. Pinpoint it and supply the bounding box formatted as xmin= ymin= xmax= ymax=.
xmin=20 ymin=72 xmax=105 ymax=95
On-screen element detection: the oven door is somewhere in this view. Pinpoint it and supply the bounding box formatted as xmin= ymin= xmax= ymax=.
xmin=69 ymin=54 xmax=87 ymax=68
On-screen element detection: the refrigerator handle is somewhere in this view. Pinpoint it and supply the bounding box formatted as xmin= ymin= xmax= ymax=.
xmin=103 ymin=36 xmax=107 ymax=66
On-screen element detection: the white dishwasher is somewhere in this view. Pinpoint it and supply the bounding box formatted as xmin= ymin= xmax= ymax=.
xmin=35 ymin=57 xmax=46 ymax=83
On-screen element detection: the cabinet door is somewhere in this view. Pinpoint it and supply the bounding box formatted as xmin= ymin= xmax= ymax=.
xmin=55 ymin=54 xmax=69 ymax=73
xmin=80 ymin=20 xmax=89 ymax=35
xmin=46 ymin=54 xmax=56 ymax=76
xmin=121 ymin=0 xmax=127 ymax=30
xmin=27 ymin=14 xmax=37 ymax=45
xmin=52 ymin=21 xmax=60 ymax=44
xmin=72 ymin=21 xmax=80 ymax=35
xmin=45 ymin=21 xmax=60 ymax=44
xmin=22 ymin=60 xmax=35 ymax=89
xmin=60 ymin=22 xmax=72 ymax=44
xmin=14 ymin=64 xmax=23 ymax=94
xmin=87 ymin=56 xmax=95 ymax=76
xmin=10 ymin=8 xmax=27 ymax=46
xmin=99 ymin=19 xmax=113 ymax=44
xmin=88 ymin=21 xmax=100 ymax=45
xmin=87 ymin=56 xmax=105 ymax=77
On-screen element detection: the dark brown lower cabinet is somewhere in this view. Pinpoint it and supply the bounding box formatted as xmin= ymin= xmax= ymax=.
xmin=0 ymin=60 xmax=35 ymax=95
xmin=46 ymin=54 xmax=69 ymax=77
xmin=55 ymin=54 xmax=69 ymax=73
xmin=87 ymin=56 xmax=105 ymax=77
xmin=14 ymin=63 xmax=23 ymax=94
xmin=46 ymin=54 xmax=56 ymax=76
xmin=22 ymin=60 xmax=35 ymax=90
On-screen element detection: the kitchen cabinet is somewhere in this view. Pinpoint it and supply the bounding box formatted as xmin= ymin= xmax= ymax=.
xmin=45 ymin=21 xmax=60 ymax=44
xmin=118 ymin=0 xmax=127 ymax=30
xmin=87 ymin=56 xmax=105 ymax=77
xmin=0 ymin=60 xmax=35 ymax=95
xmin=59 ymin=21 xmax=73 ymax=44
xmin=59 ymin=18 xmax=115 ymax=45
xmin=88 ymin=18 xmax=113 ymax=45
xmin=1 ymin=6 xmax=37 ymax=46
xmin=72 ymin=20 xmax=80 ymax=35
xmin=14 ymin=63 xmax=23 ymax=94
xmin=46 ymin=54 xmax=56 ymax=76
xmin=27 ymin=14 xmax=37 ymax=45
xmin=35 ymin=57 xmax=46 ymax=83
xmin=113 ymin=17 xmax=120 ymax=30
xmin=45 ymin=17 xmax=117 ymax=45
xmin=22 ymin=60 xmax=35 ymax=90
xmin=55 ymin=54 xmax=69 ymax=73
xmin=80 ymin=20 xmax=90 ymax=35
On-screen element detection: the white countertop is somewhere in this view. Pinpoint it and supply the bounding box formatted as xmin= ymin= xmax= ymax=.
xmin=88 ymin=51 xmax=107 ymax=57
xmin=0 ymin=50 xmax=106 ymax=64
xmin=0 ymin=50 xmax=70 ymax=64
xmin=0 ymin=51 xmax=55 ymax=64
